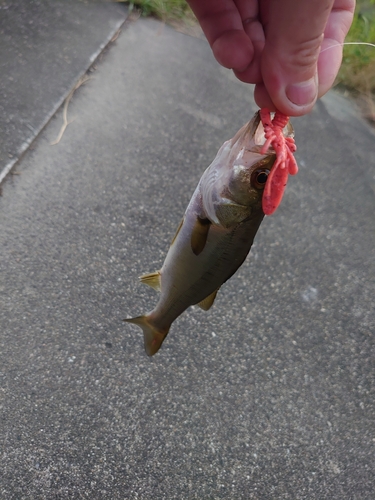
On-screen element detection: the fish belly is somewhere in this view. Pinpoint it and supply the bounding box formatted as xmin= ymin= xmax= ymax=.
xmin=150 ymin=209 xmax=264 ymax=331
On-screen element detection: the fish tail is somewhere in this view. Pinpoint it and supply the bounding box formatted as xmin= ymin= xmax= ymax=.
xmin=123 ymin=315 xmax=170 ymax=356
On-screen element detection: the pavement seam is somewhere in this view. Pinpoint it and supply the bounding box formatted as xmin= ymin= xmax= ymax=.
xmin=0 ymin=13 xmax=129 ymax=187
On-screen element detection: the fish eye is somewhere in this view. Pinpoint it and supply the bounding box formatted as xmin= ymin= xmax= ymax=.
xmin=252 ymin=168 xmax=270 ymax=189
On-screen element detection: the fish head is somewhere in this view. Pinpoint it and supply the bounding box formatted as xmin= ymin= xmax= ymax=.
xmin=225 ymin=111 xmax=295 ymax=211
xmin=201 ymin=112 xmax=284 ymax=225
xmin=220 ymin=112 xmax=280 ymax=210
xmin=225 ymin=153 xmax=276 ymax=209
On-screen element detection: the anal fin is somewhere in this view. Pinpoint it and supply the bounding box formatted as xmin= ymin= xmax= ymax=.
xmin=139 ymin=271 xmax=161 ymax=291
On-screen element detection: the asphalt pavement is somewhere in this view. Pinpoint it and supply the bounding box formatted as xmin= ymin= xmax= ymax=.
xmin=1 ymin=3 xmax=375 ymax=499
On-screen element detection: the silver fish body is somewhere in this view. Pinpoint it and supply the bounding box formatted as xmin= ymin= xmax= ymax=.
xmin=125 ymin=111 xmax=292 ymax=355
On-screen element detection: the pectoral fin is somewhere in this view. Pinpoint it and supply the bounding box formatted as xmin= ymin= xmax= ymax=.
xmin=196 ymin=289 xmax=219 ymax=311
xmin=139 ymin=271 xmax=161 ymax=291
xmin=191 ymin=216 xmax=211 ymax=256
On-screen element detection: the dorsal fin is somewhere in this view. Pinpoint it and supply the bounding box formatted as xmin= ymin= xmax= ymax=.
xmin=191 ymin=216 xmax=211 ymax=256
xmin=196 ymin=289 xmax=219 ymax=311
xmin=139 ymin=271 xmax=161 ymax=291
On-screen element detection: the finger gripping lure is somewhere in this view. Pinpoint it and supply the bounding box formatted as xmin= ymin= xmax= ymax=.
xmin=259 ymin=108 xmax=298 ymax=215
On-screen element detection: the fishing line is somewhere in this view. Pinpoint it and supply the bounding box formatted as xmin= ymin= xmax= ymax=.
xmin=320 ymin=41 xmax=375 ymax=54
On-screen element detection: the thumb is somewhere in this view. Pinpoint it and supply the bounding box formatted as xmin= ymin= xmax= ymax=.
xmin=256 ymin=0 xmax=334 ymax=116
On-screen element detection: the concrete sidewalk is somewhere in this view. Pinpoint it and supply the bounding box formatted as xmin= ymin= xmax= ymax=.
xmin=0 ymin=0 xmax=127 ymax=183
xmin=1 ymin=11 xmax=375 ymax=500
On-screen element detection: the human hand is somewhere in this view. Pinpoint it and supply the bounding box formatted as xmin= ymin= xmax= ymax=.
xmin=186 ymin=0 xmax=355 ymax=116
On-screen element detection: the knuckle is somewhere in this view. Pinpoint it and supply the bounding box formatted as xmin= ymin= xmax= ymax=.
xmin=286 ymin=34 xmax=323 ymax=69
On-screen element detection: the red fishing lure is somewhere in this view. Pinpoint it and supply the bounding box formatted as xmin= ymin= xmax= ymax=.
xmin=259 ymin=108 xmax=298 ymax=215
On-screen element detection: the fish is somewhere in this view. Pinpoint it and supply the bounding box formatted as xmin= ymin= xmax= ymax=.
xmin=124 ymin=110 xmax=296 ymax=356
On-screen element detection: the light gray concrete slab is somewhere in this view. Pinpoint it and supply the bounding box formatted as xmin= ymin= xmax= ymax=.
xmin=0 ymin=0 xmax=127 ymax=183
xmin=0 ymin=17 xmax=374 ymax=499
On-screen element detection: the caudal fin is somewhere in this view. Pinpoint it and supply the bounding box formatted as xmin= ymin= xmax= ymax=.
xmin=123 ymin=315 xmax=170 ymax=356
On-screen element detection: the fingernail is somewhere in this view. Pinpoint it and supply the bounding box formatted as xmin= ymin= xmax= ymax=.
xmin=285 ymin=76 xmax=317 ymax=107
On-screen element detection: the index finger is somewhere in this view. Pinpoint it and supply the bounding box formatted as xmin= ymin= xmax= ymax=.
xmin=186 ymin=0 xmax=258 ymax=71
